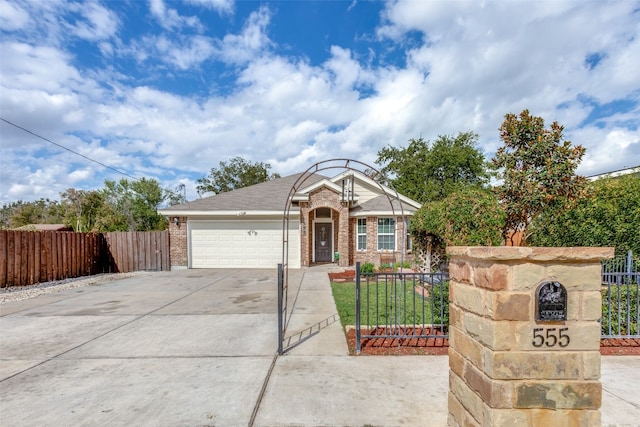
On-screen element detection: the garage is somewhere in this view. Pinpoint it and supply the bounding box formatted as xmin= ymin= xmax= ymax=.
xmin=189 ymin=220 xmax=300 ymax=269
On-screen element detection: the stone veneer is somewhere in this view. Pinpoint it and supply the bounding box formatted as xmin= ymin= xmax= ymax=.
xmin=446 ymin=246 xmax=614 ymax=427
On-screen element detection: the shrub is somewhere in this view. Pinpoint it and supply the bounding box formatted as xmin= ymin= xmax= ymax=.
xmin=412 ymin=187 xmax=505 ymax=247
xmin=359 ymin=262 xmax=375 ymax=274
xmin=601 ymin=284 xmax=639 ymax=336
xmin=397 ymin=261 xmax=412 ymax=270
xmin=378 ymin=263 xmax=391 ymax=271
xmin=430 ymin=280 xmax=450 ymax=327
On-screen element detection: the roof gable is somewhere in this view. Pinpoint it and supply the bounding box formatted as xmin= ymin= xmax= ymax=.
xmin=158 ymin=173 xmax=326 ymax=215
xmin=158 ymin=169 xmax=421 ymax=217
xmin=329 ymin=170 xmax=421 ymax=209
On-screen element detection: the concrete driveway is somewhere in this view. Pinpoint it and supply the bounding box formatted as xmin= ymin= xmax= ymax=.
xmin=1 ymin=268 xmax=639 ymax=427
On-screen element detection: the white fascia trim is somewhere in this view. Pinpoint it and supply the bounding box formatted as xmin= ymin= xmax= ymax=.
xmin=189 ymin=218 xmax=299 ymax=223
xmin=297 ymin=179 xmax=342 ymax=195
xmin=350 ymin=211 xmax=414 ymax=218
xmin=158 ymin=210 xmax=299 ymax=217
xmin=292 ymin=193 xmax=360 ymax=202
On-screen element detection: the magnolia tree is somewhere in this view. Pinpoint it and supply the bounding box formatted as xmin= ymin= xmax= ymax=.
xmin=492 ymin=110 xmax=588 ymax=245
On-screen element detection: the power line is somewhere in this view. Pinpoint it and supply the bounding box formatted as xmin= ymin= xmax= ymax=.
xmin=0 ymin=117 xmax=139 ymax=181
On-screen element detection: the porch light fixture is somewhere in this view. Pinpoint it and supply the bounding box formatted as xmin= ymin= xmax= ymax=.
xmin=173 ymin=217 xmax=180 ymax=226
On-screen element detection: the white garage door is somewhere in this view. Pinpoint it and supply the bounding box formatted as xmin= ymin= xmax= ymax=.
xmin=190 ymin=220 xmax=300 ymax=269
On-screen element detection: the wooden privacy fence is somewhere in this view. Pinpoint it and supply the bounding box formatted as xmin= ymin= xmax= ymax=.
xmin=103 ymin=231 xmax=170 ymax=275
xmin=0 ymin=230 xmax=170 ymax=288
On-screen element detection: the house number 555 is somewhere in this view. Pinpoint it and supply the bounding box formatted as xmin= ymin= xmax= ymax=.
xmin=532 ymin=327 xmax=570 ymax=348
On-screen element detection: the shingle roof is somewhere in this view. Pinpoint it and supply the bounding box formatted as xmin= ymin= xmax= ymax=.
xmin=161 ymin=172 xmax=326 ymax=213
xmin=350 ymin=195 xmax=419 ymax=215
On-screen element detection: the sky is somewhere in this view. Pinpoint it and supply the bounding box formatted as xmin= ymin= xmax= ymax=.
xmin=1 ymin=0 xmax=639 ymax=205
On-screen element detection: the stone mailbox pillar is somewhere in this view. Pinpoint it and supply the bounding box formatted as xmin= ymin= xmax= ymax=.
xmin=446 ymin=246 xmax=614 ymax=426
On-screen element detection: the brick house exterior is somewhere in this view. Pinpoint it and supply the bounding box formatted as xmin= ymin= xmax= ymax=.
xmin=158 ymin=171 xmax=420 ymax=269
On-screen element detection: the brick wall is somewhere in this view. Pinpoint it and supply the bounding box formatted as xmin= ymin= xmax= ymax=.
xmin=446 ymin=246 xmax=614 ymax=427
xmin=168 ymin=216 xmax=188 ymax=269
xmin=352 ymin=215 xmax=413 ymax=267
xmin=300 ymin=187 xmax=349 ymax=267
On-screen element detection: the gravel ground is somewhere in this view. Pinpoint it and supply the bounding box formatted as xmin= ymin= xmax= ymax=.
xmin=0 ymin=272 xmax=143 ymax=304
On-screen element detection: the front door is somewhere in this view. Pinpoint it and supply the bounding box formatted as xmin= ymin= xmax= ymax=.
xmin=314 ymin=222 xmax=332 ymax=262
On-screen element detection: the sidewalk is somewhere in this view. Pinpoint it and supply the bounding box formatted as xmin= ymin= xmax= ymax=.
xmin=0 ymin=267 xmax=639 ymax=426
xmin=255 ymin=266 xmax=450 ymax=426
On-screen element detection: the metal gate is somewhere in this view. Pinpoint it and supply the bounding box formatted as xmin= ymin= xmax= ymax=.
xmin=601 ymin=250 xmax=639 ymax=338
xmin=355 ymin=262 xmax=449 ymax=354
xmin=279 ymin=159 xmax=406 ymax=354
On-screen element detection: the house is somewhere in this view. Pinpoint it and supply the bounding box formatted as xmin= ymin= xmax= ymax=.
xmin=158 ymin=170 xmax=421 ymax=269
xmin=14 ymin=224 xmax=73 ymax=231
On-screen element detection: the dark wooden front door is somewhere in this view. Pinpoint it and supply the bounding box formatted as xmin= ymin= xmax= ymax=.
xmin=314 ymin=223 xmax=332 ymax=262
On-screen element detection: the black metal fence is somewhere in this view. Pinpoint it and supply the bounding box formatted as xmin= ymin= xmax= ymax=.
xmin=350 ymin=250 xmax=639 ymax=352
xmin=355 ymin=262 xmax=449 ymax=354
xmin=601 ymin=250 xmax=639 ymax=338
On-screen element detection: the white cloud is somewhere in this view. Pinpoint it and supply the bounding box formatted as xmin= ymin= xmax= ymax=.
xmin=67 ymin=1 xmax=119 ymax=41
xmin=273 ymin=120 xmax=325 ymax=155
xmin=138 ymin=34 xmax=216 ymax=69
xmin=149 ymin=0 xmax=202 ymax=31
xmin=1 ymin=0 xmax=639 ymax=204
xmin=2 ymin=156 xmax=83 ymax=202
xmin=217 ymin=5 xmax=272 ymax=64
xmin=0 ymin=0 xmax=29 ymax=31
xmin=324 ymin=46 xmax=376 ymax=90
xmin=185 ymin=0 xmax=234 ymax=15
xmin=571 ymin=127 xmax=640 ymax=176
xmin=370 ymin=0 xmax=640 ymax=164
xmin=68 ymin=168 xmax=93 ymax=183
xmin=1 ymin=42 xmax=80 ymax=91
xmin=123 ymin=4 xmax=268 ymax=70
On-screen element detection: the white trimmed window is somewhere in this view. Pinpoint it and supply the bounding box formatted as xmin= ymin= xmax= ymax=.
xmin=377 ymin=218 xmax=395 ymax=251
xmin=405 ymin=218 xmax=412 ymax=251
xmin=357 ymin=218 xmax=367 ymax=251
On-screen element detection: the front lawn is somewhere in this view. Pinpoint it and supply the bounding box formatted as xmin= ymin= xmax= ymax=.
xmin=330 ymin=278 xmax=449 ymax=328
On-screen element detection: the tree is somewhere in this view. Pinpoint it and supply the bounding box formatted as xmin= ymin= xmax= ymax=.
xmin=411 ymin=188 xmax=505 ymax=270
xmin=100 ymin=178 xmax=168 ymax=231
xmin=375 ymin=132 xmax=491 ymax=203
xmin=0 ymin=205 xmax=10 ymax=229
xmin=528 ymin=173 xmax=640 ymax=255
xmin=6 ymin=199 xmax=65 ymax=228
xmin=492 ymin=110 xmax=588 ymax=245
xmin=166 ymin=184 xmax=187 ymax=206
xmin=196 ymin=157 xmax=281 ymax=195
xmin=61 ymin=189 xmax=106 ymax=232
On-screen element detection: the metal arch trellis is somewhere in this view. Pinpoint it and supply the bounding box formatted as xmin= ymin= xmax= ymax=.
xmin=278 ymin=159 xmax=407 ymax=355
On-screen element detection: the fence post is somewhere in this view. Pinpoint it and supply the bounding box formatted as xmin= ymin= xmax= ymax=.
xmin=278 ymin=263 xmax=284 ymax=355
xmin=355 ymin=261 xmax=361 ymax=354
xmin=447 ymin=246 xmax=614 ymax=426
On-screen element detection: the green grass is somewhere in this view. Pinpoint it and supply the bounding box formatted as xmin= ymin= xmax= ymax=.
xmin=330 ymin=278 xmax=449 ymax=328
